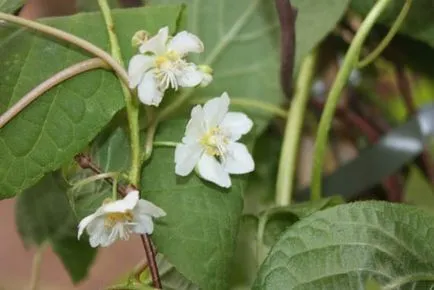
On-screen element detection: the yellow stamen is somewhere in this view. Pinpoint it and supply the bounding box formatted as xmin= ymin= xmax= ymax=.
xmin=104 ymin=210 xmax=134 ymax=228
xmin=200 ymin=127 xmax=228 ymax=156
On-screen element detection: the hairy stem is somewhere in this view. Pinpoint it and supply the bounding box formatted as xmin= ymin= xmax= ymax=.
xmin=357 ymin=0 xmax=412 ymax=68
xmin=275 ymin=51 xmax=317 ymax=206
xmin=97 ymin=0 xmax=141 ymax=186
xmin=311 ymin=0 xmax=393 ymax=201
xmin=0 ymin=12 xmax=129 ymax=85
xmin=0 ymin=58 xmax=108 ymax=129
xmin=29 ymin=243 xmax=47 ymax=290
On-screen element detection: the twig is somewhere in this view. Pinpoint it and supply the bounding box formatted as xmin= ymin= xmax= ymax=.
xmin=0 ymin=12 xmax=129 ymax=85
xmin=74 ymin=153 xmax=161 ymax=289
xmin=275 ymin=0 xmax=297 ymax=99
xmin=0 ymin=58 xmax=108 ymax=129
xmin=394 ymin=65 xmax=434 ymax=184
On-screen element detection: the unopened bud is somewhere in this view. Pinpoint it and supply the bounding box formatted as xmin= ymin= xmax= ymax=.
xmin=132 ymin=30 xmax=149 ymax=48
xmin=198 ymin=64 xmax=213 ymax=75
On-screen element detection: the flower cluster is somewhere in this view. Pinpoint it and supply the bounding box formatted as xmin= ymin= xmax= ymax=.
xmin=78 ymin=27 xmax=255 ymax=248
xmin=128 ymin=26 xmax=212 ymax=106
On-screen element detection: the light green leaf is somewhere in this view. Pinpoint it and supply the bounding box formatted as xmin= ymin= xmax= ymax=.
xmin=0 ymin=5 xmax=183 ymax=199
xmin=0 ymin=0 xmax=24 ymax=13
xmin=15 ymin=172 xmax=97 ymax=283
xmin=254 ymin=201 xmax=434 ymax=289
xmin=150 ymin=0 xmax=349 ymax=130
xmin=350 ymin=0 xmax=434 ymax=48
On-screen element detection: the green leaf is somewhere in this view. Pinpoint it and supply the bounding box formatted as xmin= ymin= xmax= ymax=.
xmin=15 ymin=172 xmax=97 ymax=283
xmin=0 ymin=5 xmax=183 ymax=199
xmin=405 ymin=166 xmax=434 ymax=211
xmin=0 ymin=0 xmax=24 ymax=13
xmin=254 ymin=201 xmax=434 ymax=289
xmin=88 ymin=119 xmax=244 ymax=289
xmin=150 ymin=0 xmax=349 ymax=130
xmin=261 ymin=196 xmax=344 ymax=247
xmin=350 ymin=0 xmax=434 ymax=48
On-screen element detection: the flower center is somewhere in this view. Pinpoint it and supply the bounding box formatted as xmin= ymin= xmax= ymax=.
xmin=154 ymin=50 xmax=180 ymax=69
xmin=200 ymin=127 xmax=229 ymax=157
xmin=104 ymin=210 xmax=134 ymax=228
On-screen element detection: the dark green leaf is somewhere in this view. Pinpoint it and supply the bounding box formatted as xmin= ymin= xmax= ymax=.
xmin=15 ymin=172 xmax=97 ymax=283
xmin=0 ymin=5 xmax=183 ymax=199
xmin=0 ymin=0 xmax=24 ymax=13
xmin=350 ymin=0 xmax=434 ymax=48
xmin=254 ymin=201 xmax=434 ymax=289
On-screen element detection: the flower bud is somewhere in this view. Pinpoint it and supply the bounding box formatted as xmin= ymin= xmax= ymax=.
xmin=131 ymin=30 xmax=149 ymax=48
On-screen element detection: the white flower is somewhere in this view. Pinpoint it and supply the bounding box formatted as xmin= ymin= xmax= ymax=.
xmin=77 ymin=190 xmax=166 ymax=248
xmin=174 ymin=92 xmax=255 ymax=188
xmin=128 ymin=26 xmax=209 ymax=106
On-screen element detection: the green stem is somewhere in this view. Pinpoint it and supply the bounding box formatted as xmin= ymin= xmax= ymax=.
xmin=141 ymin=121 xmax=158 ymax=163
xmin=153 ymin=141 xmax=178 ymax=147
xmin=311 ymin=0 xmax=393 ymax=201
xmin=29 ymin=243 xmax=47 ymax=290
xmin=357 ymin=0 xmax=412 ymax=68
xmin=275 ymin=51 xmax=317 ymax=207
xmin=0 ymin=12 xmax=129 ymax=85
xmin=190 ymin=97 xmax=287 ymax=119
xmin=98 ymin=0 xmax=141 ymax=186
xmin=72 ymin=172 xmax=119 ymax=191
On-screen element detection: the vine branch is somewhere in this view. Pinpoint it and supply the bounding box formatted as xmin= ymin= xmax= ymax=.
xmin=311 ymin=0 xmax=393 ymax=201
xmin=0 ymin=58 xmax=108 ymax=129
xmin=0 ymin=12 xmax=129 ymax=85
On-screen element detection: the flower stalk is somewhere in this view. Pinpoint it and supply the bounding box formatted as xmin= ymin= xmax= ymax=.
xmin=275 ymin=50 xmax=317 ymax=207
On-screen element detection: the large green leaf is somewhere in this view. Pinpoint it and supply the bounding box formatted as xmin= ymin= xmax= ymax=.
xmin=150 ymin=0 xmax=349 ymax=130
xmin=351 ymin=0 xmax=434 ymax=48
xmin=254 ymin=201 xmax=434 ymax=289
xmin=15 ymin=172 xmax=97 ymax=283
xmin=0 ymin=5 xmax=183 ymax=199
xmin=0 ymin=0 xmax=24 ymax=13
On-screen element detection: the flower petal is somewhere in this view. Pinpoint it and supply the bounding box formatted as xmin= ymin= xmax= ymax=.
xmin=127 ymin=54 xmax=155 ymax=88
xmin=175 ymin=142 xmax=203 ymax=176
xmin=85 ymin=217 xmax=111 ymax=247
xmin=137 ymin=70 xmax=164 ymax=106
xmin=182 ymin=105 xmax=206 ymax=143
xmin=132 ymin=214 xmax=154 ymax=234
xmin=200 ymin=71 xmax=213 ymax=87
xmin=103 ymin=190 xmax=139 ymax=213
xmin=136 ymin=199 xmax=167 ymax=217
xmin=167 ymin=31 xmax=204 ymax=55
xmin=139 ymin=26 xmax=169 ymax=55
xmin=224 ymin=142 xmax=255 ymax=174
xmin=197 ymin=153 xmax=231 ymax=188
xmin=203 ymin=92 xmax=230 ymax=128
xmin=220 ymin=112 xmax=253 ymax=141
xmin=77 ymin=212 xmax=99 ymax=239
xmin=176 ymin=63 xmax=203 ymax=88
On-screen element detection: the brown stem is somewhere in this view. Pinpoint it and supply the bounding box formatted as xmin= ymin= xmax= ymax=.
xmin=140 ymin=235 xmax=161 ymax=288
xmin=74 ymin=153 xmax=162 ymax=288
xmin=0 ymin=58 xmax=109 ymax=129
xmin=394 ymin=65 xmax=434 ymax=184
xmin=274 ymin=0 xmax=297 ymax=99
